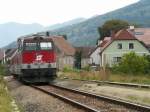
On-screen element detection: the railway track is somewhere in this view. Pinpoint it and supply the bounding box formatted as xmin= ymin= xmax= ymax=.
xmin=62 ymin=78 xmax=150 ymax=89
xmin=31 ymin=85 xmax=99 ymax=112
xmin=31 ymin=84 xmax=150 ymax=112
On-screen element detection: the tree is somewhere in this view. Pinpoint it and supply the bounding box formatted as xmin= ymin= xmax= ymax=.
xmin=74 ymin=51 xmax=82 ymax=69
xmin=46 ymin=31 xmax=50 ymax=36
xmin=113 ymin=52 xmax=149 ymax=74
xmin=62 ymin=34 xmax=67 ymax=40
xmin=98 ymin=19 xmax=129 ymax=40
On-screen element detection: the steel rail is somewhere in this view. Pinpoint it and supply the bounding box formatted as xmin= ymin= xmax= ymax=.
xmin=31 ymin=85 xmax=100 ymax=112
xmin=61 ymin=78 xmax=150 ymax=89
xmin=50 ymin=83 xmax=150 ymax=112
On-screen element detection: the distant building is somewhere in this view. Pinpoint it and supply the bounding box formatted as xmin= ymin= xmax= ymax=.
xmin=89 ymin=37 xmax=111 ymax=66
xmin=75 ymin=47 xmax=95 ymax=68
xmin=52 ymin=36 xmax=75 ymax=70
xmin=129 ymin=28 xmax=150 ymax=50
xmin=99 ymin=29 xmax=150 ymax=67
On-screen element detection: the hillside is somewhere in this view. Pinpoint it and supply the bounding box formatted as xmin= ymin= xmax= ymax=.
xmin=0 ymin=22 xmax=44 ymax=48
xmin=46 ymin=18 xmax=86 ymax=30
xmin=1 ymin=18 xmax=85 ymax=48
xmin=48 ymin=0 xmax=150 ymax=46
xmin=4 ymin=0 xmax=150 ymax=48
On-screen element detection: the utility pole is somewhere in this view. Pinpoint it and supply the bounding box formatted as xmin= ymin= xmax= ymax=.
xmin=3 ymin=49 xmax=5 ymax=64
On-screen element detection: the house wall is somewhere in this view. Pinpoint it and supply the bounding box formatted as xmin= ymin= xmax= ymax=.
xmin=90 ymin=47 xmax=100 ymax=65
xmin=57 ymin=56 xmax=74 ymax=70
xmin=81 ymin=58 xmax=90 ymax=68
xmin=101 ymin=40 xmax=150 ymax=67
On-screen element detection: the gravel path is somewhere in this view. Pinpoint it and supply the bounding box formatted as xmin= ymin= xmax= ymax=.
xmin=6 ymin=78 xmax=85 ymax=112
xmin=54 ymin=79 xmax=150 ymax=105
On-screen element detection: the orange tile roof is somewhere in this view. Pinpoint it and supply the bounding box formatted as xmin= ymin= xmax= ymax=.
xmin=52 ymin=37 xmax=75 ymax=56
xmin=100 ymin=29 xmax=137 ymax=54
xmin=113 ymin=29 xmax=136 ymax=40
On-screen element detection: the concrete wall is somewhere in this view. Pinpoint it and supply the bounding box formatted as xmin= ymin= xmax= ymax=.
xmin=81 ymin=58 xmax=90 ymax=68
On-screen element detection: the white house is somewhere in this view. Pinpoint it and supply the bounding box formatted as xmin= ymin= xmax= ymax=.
xmin=89 ymin=37 xmax=111 ymax=66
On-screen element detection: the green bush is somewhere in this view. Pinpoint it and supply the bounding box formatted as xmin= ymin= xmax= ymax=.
xmin=62 ymin=66 xmax=81 ymax=73
xmin=82 ymin=65 xmax=91 ymax=71
xmin=112 ymin=52 xmax=149 ymax=74
xmin=0 ymin=64 xmax=5 ymax=76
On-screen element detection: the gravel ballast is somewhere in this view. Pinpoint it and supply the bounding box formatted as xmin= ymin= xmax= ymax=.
xmin=6 ymin=78 xmax=85 ymax=112
xmin=54 ymin=79 xmax=150 ymax=105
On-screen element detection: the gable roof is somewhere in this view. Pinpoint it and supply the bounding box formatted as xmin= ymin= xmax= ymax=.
xmin=100 ymin=29 xmax=139 ymax=54
xmin=89 ymin=37 xmax=111 ymax=56
xmin=113 ymin=29 xmax=136 ymax=40
xmin=100 ymin=37 xmax=111 ymax=47
xmin=52 ymin=37 xmax=75 ymax=56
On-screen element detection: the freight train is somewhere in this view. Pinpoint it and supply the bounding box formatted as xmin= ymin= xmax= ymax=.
xmin=9 ymin=35 xmax=57 ymax=83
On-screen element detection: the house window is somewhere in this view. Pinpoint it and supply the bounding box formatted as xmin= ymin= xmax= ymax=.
xmin=129 ymin=43 xmax=134 ymax=49
xmin=113 ymin=57 xmax=121 ymax=63
xmin=117 ymin=43 xmax=122 ymax=49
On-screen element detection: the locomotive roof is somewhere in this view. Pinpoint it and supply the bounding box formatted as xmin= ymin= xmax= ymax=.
xmin=18 ymin=36 xmax=63 ymax=43
xmin=18 ymin=35 xmax=75 ymax=56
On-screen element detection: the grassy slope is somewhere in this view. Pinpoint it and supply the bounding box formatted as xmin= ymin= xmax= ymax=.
xmin=0 ymin=65 xmax=14 ymax=112
xmin=58 ymin=69 xmax=150 ymax=84
xmin=0 ymin=77 xmax=13 ymax=112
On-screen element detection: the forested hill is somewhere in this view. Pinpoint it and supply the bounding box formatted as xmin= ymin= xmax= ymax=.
xmin=4 ymin=0 xmax=150 ymax=48
xmin=49 ymin=0 xmax=150 ymax=46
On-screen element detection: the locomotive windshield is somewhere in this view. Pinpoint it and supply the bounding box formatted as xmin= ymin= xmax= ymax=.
xmin=24 ymin=43 xmax=37 ymax=51
xmin=40 ymin=42 xmax=52 ymax=50
xmin=23 ymin=42 xmax=52 ymax=51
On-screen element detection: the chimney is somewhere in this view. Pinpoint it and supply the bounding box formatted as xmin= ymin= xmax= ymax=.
xmin=129 ymin=26 xmax=135 ymax=35
xmin=129 ymin=26 xmax=135 ymax=30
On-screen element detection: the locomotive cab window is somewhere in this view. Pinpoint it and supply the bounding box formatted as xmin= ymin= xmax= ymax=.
xmin=24 ymin=43 xmax=37 ymax=51
xmin=40 ymin=42 xmax=52 ymax=50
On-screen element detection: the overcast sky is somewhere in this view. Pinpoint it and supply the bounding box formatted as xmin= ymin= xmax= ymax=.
xmin=0 ymin=0 xmax=139 ymax=26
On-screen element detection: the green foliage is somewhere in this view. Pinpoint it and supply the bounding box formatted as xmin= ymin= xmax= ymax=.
xmin=0 ymin=64 xmax=5 ymax=76
xmin=74 ymin=51 xmax=82 ymax=69
xmin=143 ymin=55 xmax=150 ymax=73
xmin=98 ymin=19 xmax=129 ymax=40
xmin=62 ymin=66 xmax=81 ymax=73
xmin=82 ymin=65 xmax=91 ymax=71
xmin=112 ymin=52 xmax=149 ymax=74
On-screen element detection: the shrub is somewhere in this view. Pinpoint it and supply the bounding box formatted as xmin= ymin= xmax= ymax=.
xmin=112 ymin=52 xmax=149 ymax=74
xmin=62 ymin=66 xmax=81 ymax=73
xmin=82 ymin=65 xmax=91 ymax=71
xmin=0 ymin=64 xmax=5 ymax=76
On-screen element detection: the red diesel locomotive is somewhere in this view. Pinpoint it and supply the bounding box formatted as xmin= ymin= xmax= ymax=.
xmin=10 ymin=36 xmax=57 ymax=83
